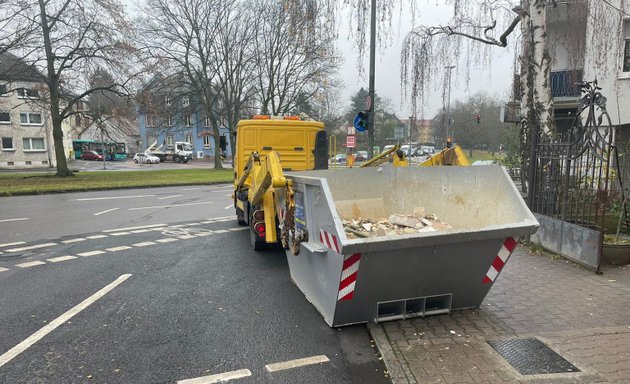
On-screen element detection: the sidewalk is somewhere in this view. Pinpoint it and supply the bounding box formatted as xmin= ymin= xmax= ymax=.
xmin=370 ymin=247 xmax=630 ymax=384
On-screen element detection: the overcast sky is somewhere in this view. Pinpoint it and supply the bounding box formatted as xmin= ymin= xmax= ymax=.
xmin=335 ymin=3 xmax=515 ymax=120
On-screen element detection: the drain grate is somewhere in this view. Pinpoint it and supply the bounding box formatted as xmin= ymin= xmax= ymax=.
xmin=488 ymin=338 xmax=580 ymax=375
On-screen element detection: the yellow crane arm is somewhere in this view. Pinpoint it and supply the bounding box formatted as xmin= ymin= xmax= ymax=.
xmin=420 ymin=145 xmax=470 ymax=166
xmin=361 ymin=145 xmax=402 ymax=167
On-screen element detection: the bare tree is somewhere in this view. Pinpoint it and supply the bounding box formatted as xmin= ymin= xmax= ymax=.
xmin=137 ymin=0 xmax=236 ymax=169
xmin=0 ymin=1 xmax=37 ymax=57
xmin=3 ymin=0 xmax=136 ymax=176
xmin=252 ymin=0 xmax=341 ymax=116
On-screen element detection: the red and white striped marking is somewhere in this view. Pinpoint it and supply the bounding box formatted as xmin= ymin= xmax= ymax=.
xmin=338 ymin=253 xmax=361 ymax=301
xmin=319 ymin=229 xmax=341 ymax=253
xmin=482 ymin=237 xmax=517 ymax=284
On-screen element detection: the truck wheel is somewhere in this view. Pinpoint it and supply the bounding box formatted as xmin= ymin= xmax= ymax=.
xmin=183 ymin=159 xmax=189 ymax=164
xmin=236 ymin=208 xmax=247 ymax=226
xmin=174 ymin=156 xmax=181 ymax=163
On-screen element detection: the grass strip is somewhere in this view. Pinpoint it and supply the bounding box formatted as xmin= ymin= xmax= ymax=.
xmin=0 ymin=169 xmax=234 ymax=196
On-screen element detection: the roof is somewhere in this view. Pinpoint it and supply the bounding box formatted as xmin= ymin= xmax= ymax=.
xmin=0 ymin=52 xmax=44 ymax=82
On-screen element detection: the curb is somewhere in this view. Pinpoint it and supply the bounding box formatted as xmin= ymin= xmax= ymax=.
xmin=367 ymin=322 xmax=414 ymax=384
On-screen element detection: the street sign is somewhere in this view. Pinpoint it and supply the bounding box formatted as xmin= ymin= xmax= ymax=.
xmin=346 ymin=135 xmax=356 ymax=148
xmin=365 ymin=95 xmax=372 ymax=111
xmin=354 ymin=113 xmax=367 ymax=132
xmin=347 ymin=126 xmax=356 ymax=135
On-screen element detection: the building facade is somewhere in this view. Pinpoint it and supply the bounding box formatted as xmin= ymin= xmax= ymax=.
xmin=137 ymin=75 xmax=231 ymax=160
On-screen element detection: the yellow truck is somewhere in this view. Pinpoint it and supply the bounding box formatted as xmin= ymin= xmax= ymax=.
xmin=233 ymin=116 xmax=327 ymax=251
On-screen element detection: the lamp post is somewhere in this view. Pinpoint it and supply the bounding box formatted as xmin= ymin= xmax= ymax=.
xmin=445 ymin=65 xmax=455 ymax=142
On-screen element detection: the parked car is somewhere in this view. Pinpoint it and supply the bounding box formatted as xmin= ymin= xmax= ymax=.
xmin=81 ymin=150 xmax=104 ymax=161
xmin=472 ymin=159 xmax=501 ymax=166
xmin=133 ymin=152 xmax=161 ymax=164
xmin=355 ymin=151 xmax=368 ymax=162
xmin=331 ymin=154 xmax=347 ymax=163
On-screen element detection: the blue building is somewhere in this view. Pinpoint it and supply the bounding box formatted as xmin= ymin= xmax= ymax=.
xmin=137 ymin=75 xmax=231 ymax=160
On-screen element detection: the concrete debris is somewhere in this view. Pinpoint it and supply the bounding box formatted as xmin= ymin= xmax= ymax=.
xmin=341 ymin=207 xmax=451 ymax=239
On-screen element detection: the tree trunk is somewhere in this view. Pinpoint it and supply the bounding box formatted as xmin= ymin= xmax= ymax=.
xmin=38 ymin=0 xmax=72 ymax=176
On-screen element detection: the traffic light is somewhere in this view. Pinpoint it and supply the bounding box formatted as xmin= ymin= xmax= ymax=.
xmin=354 ymin=110 xmax=369 ymax=132
xmin=476 ymin=114 xmax=480 ymax=124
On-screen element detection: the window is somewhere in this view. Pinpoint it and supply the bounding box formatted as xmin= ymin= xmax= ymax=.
xmin=2 ymin=137 xmax=13 ymax=150
xmin=184 ymin=114 xmax=192 ymax=126
xmin=203 ymin=135 xmax=211 ymax=148
xmin=22 ymin=137 xmax=45 ymax=151
xmin=165 ymin=95 xmax=171 ymax=105
xmin=0 ymin=83 xmax=7 ymax=96
xmin=182 ymin=96 xmax=190 ymax=107
xmin=166 ymin=114 xmax=173 ymax=126
xmin=146 ymin=115 xmax=156 ymax=127
xmin=166 ymin=136 xmax=174 ymax=147
xmin=0 ymin=112 xmax=10 ymax=123
xmin=624 ymin=19 xmax=630 ymax=73
xmin=185 ymin=135 xmax=193 ymax=144
xmin=17 ymin=88 xmax=39 ymax=98
xmin=203 ymin=116 xmax=210 ymax=127
xmin=20 ymin=112 xmax=42 ymax=125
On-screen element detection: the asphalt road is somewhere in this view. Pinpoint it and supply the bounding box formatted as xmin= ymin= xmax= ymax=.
xmin=0 ymin=185 xmax=390 ymax=384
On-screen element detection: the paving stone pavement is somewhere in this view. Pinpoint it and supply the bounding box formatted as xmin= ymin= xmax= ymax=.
xmin=369 ymin=246 xmax=630 ymax=384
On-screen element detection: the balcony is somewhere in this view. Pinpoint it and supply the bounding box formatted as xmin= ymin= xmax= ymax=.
xmin=551 ymin=69 xmax=583 ymax=98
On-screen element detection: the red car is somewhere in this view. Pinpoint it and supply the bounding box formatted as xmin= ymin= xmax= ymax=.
xmin=81 ymin=150 xmax=104 ymax=161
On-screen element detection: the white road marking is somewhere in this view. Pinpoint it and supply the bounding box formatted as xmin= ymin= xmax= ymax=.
xmin=159 ymin=195 xmax=183 ymax=200
xmin=47 ymin=256 xmax=77 ymax=263
xmin=94 ymin=208 xmax=119 ymax=216
xmin=0 ymin=241 xmax=25 ymax=248
xmin=264 ymin=355 xmax=330 ymax=373
xmin=225 ymin=194 xmax=232 ymax=197
xmin=156 ymin=238 xmax=178 ymax=243
xmin=0 ymin=217 xmax=29 ymax=223
xmin=132 ymin=241 xmax=156 ymax=247
xmin=213 ymin=230 xmax=229 ymax=234
xmin=130 ymin=229 xmax=153 ymax=233
xmin=194 ymin=233 xmax=212 ymax=237
xmin=200 ymin=221 xmax=214 ymax=224
xmin=210 ymin=190 xmax=232 ymax=193
xmin=62 ymin=238 xmax=86 ymax=244
xmin=106 ymin=246 xmax=132 ymax=252
xmin=224 ymin=205 xmax=232 ymax=210
xmin=207 ymin=216 xmax=235 ymax=221
xmin=0 ymin=274 xmax=131 ymax=369
xmin=104 ymin=224 xmax=166 ymax=233
xmin=76 ymin=195 xmax=154 ymax=201
xmin=77 ymin=250 xmax=105 ymax=257
xmin=128 ymin=202 xmax=213 ymax=211
xmin=110 ymin=232 xmax=131 ymax=236
xmin=229 ymin=228 xmax=249 ymax=232
xmin=181 ymin=187 xmax=205 ymax=191
xmin=15 ymin=261 xmax=46 ymax=268
xmin=5 ymin=243 xmax=57 ymax=253
xmin=177 ymin=369 xmax=252 ymax=384
xmin=0 ymin=267 xmax=8 ymax=272
xmin=217 ymin=218 xmax=233 ymax=222
xmin=86 ymin=235 xmax=108 ymax=240
xmin=177 ymin=235 xmax=195 ymax=240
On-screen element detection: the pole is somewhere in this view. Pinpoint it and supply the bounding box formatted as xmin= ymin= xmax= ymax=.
xmin=445 ymin=65 xmax=455 ymax=141
xmin=101 ymin=123 xmax=106 ymax=170
xmin=367 ymin=0 xmax=376 ymax=158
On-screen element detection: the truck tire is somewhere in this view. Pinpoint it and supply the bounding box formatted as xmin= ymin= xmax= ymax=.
xmin=250 ymin=227 xmax=266 ymax=250
xmin=183 ymin=159 xmax=189 ymax=164
xmin=174 ymin=155 xmax=181 ymax=163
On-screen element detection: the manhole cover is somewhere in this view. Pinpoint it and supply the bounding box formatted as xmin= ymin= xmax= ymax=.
xmin=488 ymin=338 xmax=580 ymax=375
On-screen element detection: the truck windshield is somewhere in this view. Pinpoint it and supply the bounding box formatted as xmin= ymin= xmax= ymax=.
xmin=182 ymin=143 xmax=192 ymax=151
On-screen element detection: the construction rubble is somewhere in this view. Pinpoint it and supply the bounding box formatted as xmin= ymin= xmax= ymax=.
xmin=341 ymin=207 xmax=452 ymax=239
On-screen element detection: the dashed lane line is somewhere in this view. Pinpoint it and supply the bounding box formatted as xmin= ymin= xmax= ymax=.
xmin=15 ymin=261 xmax=46 ymax=268
xmin=159 ymin=194 xmax=182 ymax=200
xmin=5 ymin=243 xmax=57 ymax=253
xmin=214 ymin=230 xmax=229 ymax=234
xmin=0 ymin=241 xmax=25 ymax=248
xmin=94 ymin=208 xmax=120 ymax=216
xmin=130 ymin=229 xmax=154 ymax=234
xmin=264 ymin=355 xmax=330 ymax=373
xmin=46 ymin=256 xmax=77 ymax=263
xmin=128 ymin=202 xmax=213 ymax=211
xmin=229 ymin=228 xmax=248 ymax=232
xmin=0 ymin=218 xmax=29 ymax=223
xmin=86 ymin=235 xmax=108 ymax=240
xmin=103 ymin=224 xmax=166 ymax=233
xmin=224 ymin=205 xmax=232 ymax=210
xmin=106 ymin=246 xmax=132 ymax=252
xmin=132 ymin=241 xmax=156 ymax=247
xmin=77 ymin=250 xmax=106 ymax=257
xmin=177 ymin=369 xmax=252 ymax=384
xmin=177 ymin=235 xmax=195 ymax=240
xmin=0 ymin=267 xmax=9 ymax=272
xmin=111 ymin=232 xmax=131 ymax=236
xmin=76 ymin=195 xmax=154 ymax=201
xmin=156 ymin=238 xmax=178 ymax=243
xmin=62 ymin=238 xmax=86 ymax=244
xmin=0 ymin=274 xmax=132 ymax=369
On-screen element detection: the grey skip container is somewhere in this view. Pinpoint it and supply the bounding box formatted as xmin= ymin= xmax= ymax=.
xmin=282 ymin=166 xmax=539 ymax=327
